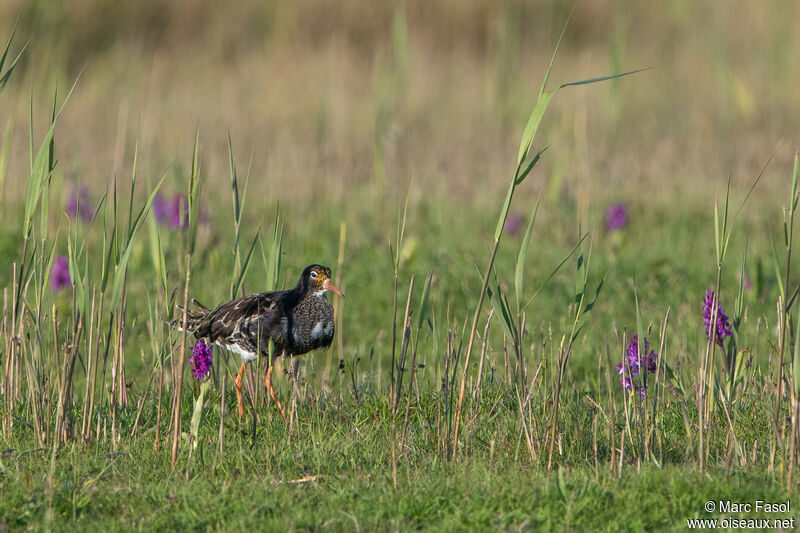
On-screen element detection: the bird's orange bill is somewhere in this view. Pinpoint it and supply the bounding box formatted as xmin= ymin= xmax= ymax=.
xmin=323 ymin=278 xmax=344 ymax=298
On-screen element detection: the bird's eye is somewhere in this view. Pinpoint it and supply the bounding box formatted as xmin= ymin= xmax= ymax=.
xmin=310 ymin=271 xmax=318 ymax=278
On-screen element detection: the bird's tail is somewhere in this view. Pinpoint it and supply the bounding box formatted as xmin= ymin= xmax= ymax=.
xmin=170 ymin=299 xmax=212 ymax=332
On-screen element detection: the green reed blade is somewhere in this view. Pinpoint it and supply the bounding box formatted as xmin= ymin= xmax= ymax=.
xmin=559 ymin=68 xmax=649 ymax=88
xmin=514 ymin=189 xmax=542 ymax=313
xmin=232 ymin=231 xmax=260 ymax=298
xmin=187 ymin=130 xmax=201 ymax=256
xmin=735 ymin=232 xmax=748 ymax=327
xmin=517 ymin=90 xmax=555 ymax=167
xmin=523 ymin=233 xmax=588 ymax=312
xmin=769 ymin=229 xmax=784 ymax=301
xmin=39 ymin=89 xmax=58 ymax=241
xmin=68 ymin=232 xmax=86 ymax=316
xmin=794 ymin=306 xmax=800 ymax=397
xmin=109 ymin=176 xmax=165 ymax=310
xmin=487 ymin=273 xmax=517 ymax=347
xmin=24 ymin=74 xmax=80 ymax=237
xmin=416 ymin=267 xmax=434 ymax=332
xmin=146 ymin=203 xmax=168 ymax=310
xmin=126 ymin=142 xmax=139 ymax=239
xmin=583 ymin=269 xmax=607 ymax=315
xmin=0 ymin=15 xmax=26 ymax=96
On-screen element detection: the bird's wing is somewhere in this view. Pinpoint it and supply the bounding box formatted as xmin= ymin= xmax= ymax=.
xmin=195 ymin=292 xmax=277 ymax=343
xmin=239 ymin=305 xmax=290 ymax=355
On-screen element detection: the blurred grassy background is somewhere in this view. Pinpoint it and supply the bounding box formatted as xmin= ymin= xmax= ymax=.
xmin=1 ymin=0 xmax=798 ymax=205
xmin=3 ymin=4 xmax=800 ymax=528
xmin=0 ymin=0 xmax=799 ymax=378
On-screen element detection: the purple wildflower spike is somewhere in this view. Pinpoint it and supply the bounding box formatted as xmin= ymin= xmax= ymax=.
xmin=153 ymin=191 xmax=207 ymax=229
xmin=66 ymin=186 xmax=94 ymax=222
xmin=153 ymin=192 xmax=170 ymax=225
xmin=170 ymin=194 xmax=189 ymax=229
xmin=615 ymin=333 xmax=659 ymax=397
xmin=605 ymin=203 xmax=629 ymax=231
xmin=503 ymin=212 xmax=524 ymax=236
xmin=51 ymin=256 xmax=71 ymax=291
xmin=189 ymin=339 xmax=213 ymax=381
xmin=702 ymin=290 xmax=732 ymax=347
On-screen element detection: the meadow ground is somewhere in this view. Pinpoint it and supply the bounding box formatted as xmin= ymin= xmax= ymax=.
xmin=2 ymin=1 xmax=800 ymax=531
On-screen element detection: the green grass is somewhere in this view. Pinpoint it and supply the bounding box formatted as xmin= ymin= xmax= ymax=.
xmin=1 ymin=395 xmax=796 ymax=531
xmin=2 ymin=170 xmax=800 ymax=530
xmin=3 ymin=1 xmax=800 ymax=531
xmin=3 ymin=175 xmax=799 ymax=530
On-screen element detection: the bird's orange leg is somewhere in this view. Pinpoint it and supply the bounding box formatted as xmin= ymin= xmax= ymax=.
xmin=235 ymin=362 xmax=246 ymax=417
xmin=265 ymin=361 xmax=286 ymax=420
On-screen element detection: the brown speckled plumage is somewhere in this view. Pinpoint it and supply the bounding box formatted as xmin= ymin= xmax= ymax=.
xmin=180 ymin=264 xmax=338 ymax=360
xmin=174 ymin=264 xmax=342 ymax=417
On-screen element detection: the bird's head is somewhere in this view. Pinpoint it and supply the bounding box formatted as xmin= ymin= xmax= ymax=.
xmin=302 ymin=264 xmax=344 ymax=298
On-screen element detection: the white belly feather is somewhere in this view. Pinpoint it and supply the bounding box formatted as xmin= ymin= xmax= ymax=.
xmin=310 ymin=320 xmax=334 ymax=342
xmin=216 ymin=341 xmax=258 ymax=362
xmin=310 ymin=321 xmax=324 ymax=341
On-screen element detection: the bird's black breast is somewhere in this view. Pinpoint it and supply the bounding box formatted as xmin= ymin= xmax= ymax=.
xmin=288 ymin=293 xmax=335 ymax=355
